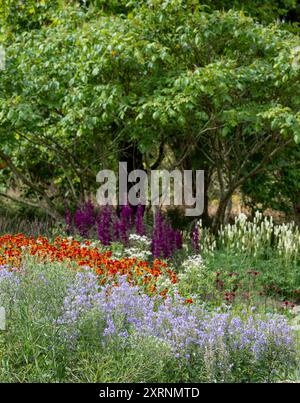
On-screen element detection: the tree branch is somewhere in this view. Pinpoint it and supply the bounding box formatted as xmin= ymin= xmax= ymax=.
xmin=0 ymin=149 xmax=61 ymax=218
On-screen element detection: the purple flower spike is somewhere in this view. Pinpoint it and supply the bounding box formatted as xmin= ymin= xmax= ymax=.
xmin=151 ymin=211 xmax=182 ymax=258
xmin=97 ymin=205 xmax=112 ymax=246
xmin=119 ymin=205 xmax=133 ymax=245
xmin=74 ymin=200 xmax=96 ymax=238
xmin=191 ymin=223 xmax=199 ymax=253
xmin=135 ymin=204 xmax=145 ymax=236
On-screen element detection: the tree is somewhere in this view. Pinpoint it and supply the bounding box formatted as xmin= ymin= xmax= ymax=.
xmin=241 ymin=144 xmax=300 ymax=224
xmin=0 ymin=0 xmax=300 ymax=227
xmin=128 ymin=2 xmax=300 ymax=230
xmin=201 ymin=0 xmax=298 ymax=25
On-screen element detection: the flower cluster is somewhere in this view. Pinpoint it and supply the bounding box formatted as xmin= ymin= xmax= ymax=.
xmin=74 ymin=200 xmax=96 ymax=238
xmin=57 ymin=272 xmax=295 ymax=380
xmin=219 ymin=212 xmax=300 ymax=261
xmin=66 ymin=202 xmax=184 ymax=258
xmin=0 ymin=266 xmax=21 ymax=307
xmin=97 ymin=205 xmax=113 ymax=246
xmin=67 ymin=203 xmax=134 ymax=246
xmin=152 ymin=212 xmax=182 ymax=258
xmin=181 ymin=254 xmax=203 ymax=269
xmin=0 ymin=234 xmax=177 ymax=295
xmin=123 ymin=234 xmax=153 ymax=260
xmin=0 ymin=257 xmax=296 ymax=382
xmin=191 ymin=223 xmax=200 ymax=253
xmin=193 ymin=213 xmax=300 ymax=261
xmin=193 ymin=220 xmax=217 ymax=255
xmin=135 ymin=204 xmax=145 ymax=236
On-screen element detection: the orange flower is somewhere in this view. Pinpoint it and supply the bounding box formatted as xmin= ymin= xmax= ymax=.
xmin=0 ymin=234 xmax=177 ymax=296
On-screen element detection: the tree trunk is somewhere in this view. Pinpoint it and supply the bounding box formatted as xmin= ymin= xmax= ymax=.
xmin=119 ymin=140 xmax=144 ymax=212
xmin=225 ymin=196 xmax=233 ymax=224
xmin=202 ymin=168 xmax=212 ymax=227
xmin=293 ymin=197 xmax=300 ymax=226
xmin=119 ymin=141 xmax=143 ymax=172
xmin=212 ymin=192 xmax=232 ymax=234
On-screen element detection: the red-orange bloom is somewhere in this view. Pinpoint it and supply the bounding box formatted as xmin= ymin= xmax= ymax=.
xmin=0 ymin=234 xmax=177 ymax=295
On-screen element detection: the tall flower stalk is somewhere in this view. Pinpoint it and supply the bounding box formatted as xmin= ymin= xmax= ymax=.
xmin=152 ymin=211 xmax=182 ymax=258
xmin=74 ymin=200 xmax=95 ymax=237
xmin=135 ymin=204 xmax=145 ymax=236
xmin=191 ymin=222 xmax=200 ymax=253
xmin=97 ymin=205 xmax=112 ymax=246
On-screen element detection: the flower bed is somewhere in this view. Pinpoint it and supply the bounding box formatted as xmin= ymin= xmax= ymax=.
xmin=0 ymin=265 xmax=296 ymax=383
xmin=0 ymin=234 xmax=177 ymax=294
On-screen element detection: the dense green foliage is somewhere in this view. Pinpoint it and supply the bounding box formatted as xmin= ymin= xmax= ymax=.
xmin=0 ymin=0 xmax=299 ymax=228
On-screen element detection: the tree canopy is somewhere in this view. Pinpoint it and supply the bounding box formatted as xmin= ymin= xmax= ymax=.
xmin=0 ymin=0 xmax=299 ymax=227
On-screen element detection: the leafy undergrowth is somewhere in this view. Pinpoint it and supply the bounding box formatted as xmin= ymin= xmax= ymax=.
xmin=203 ymin=250 xmax=300 ymax=306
